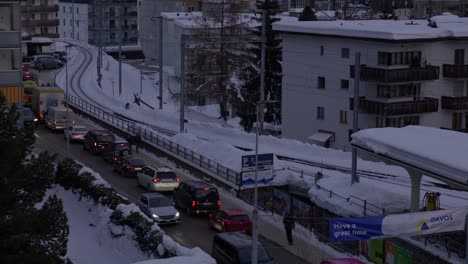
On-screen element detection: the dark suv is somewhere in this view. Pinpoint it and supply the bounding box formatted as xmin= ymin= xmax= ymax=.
xmin=83 ymin=130 xmax=115 ymax=154
xmin=173 ymin=181 xmax=220 ymax=216
xmin=212 ymin=232 xmax=274 ymax=264
xmin=101 ymin=140 xmax=131 ymax=163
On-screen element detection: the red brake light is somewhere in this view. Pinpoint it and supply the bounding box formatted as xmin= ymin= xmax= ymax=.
xmin=217 ymin=200 xmax=221 ymax=207
xmin=173 ymin=178 xmax=180 ymax=182
xmin=93 ymin=142 xmax=98 ymax=147
xmin=152 ymin=178 xmax=161 ymax=183
xmin=102 ymin=133 xmax=109 ymax=136
xmin=72 ymin=120 xmax=75 ymax=125
xmin=127 ymin=165 xmax=134 ymax=169
xmin=114 ymin=157 xmax=118 ymax=161
xmin=203 ymin=187 xmax=209 ymax=190
xmin=53 ymin=120 xmax=56 ymax=125
xmin=191 ymin=201 xmax=196 ymax=207
xmin=40 ymin=112 xmax=44 ymax=117
xmin=71 ymin=132 xmax=78 ymax=136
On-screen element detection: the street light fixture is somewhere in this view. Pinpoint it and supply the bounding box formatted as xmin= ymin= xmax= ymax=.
xmin=251 ymin=99 xmax=277 ymax=264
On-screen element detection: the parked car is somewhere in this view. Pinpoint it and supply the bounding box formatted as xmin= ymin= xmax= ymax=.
xmin=22 ymin=107 xmax=38 ymax=128
xmin=173 ymin=181 xmax=220 ymax=216
xmin=212 ymin=232 xmax=274 ymax=264
xmin=137 ymin=193 xmax=180 ymax=224
xmin=320 ymin=258 xmax=366 ymax=264
xmin=113 ymin=156 xmax=145 ymax=177
xmin=83 ymin=130 xmax=115 ymax=154
xmin=101 ymin=139 xmax=131 ymax=163
xmin=64 ymin=125 xmax=88 ymax=142
xmin=136 ymin=165 xmax=180 ymax=192
xmin=209 ymin=209 xmax=252 ymax=234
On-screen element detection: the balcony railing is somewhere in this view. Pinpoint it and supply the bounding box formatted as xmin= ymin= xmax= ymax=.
xmin=441 ymin=96 xmax=468 ymax=110
xmin=22 ymin=19 xmax=59 ymax=28
xmin=442 ymin=64 xmax=468 ymax=78
xmin=21 ymin=5 xmax=58 ymax=13
xmin=351 ymin=65 xmax=440 ymax=83
xmin=360 ymin=97 xmax=439 ymax=116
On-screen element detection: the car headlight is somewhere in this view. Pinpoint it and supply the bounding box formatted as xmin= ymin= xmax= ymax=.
xmin=152 ymin=214 xmax=159 ymax=219
xmin=33 ymin=118 xmax=38 ymax=122
xmin=175 ymin=212 xmax=180 ymax=218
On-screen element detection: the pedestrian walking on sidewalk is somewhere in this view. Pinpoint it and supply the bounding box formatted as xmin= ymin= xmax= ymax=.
xmin=133 ymin=132 xmax=142 ymax=153
xmin=283 ymin=211 xmax=296 ymax=245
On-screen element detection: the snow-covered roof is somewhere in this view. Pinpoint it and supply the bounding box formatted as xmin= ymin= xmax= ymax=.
xmin=273 ymin=14 xmax=468 ymax=41
xmin=161 ymin=12 xmax=202 ymax=20
xmin=172 ymin=13 xmax=259 ymax=29
xmin=351 ymin=126 xmax=468 ymax=188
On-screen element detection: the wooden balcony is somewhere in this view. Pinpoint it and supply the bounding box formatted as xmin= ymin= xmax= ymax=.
xmin=351 ymin=65 xmax=440 ymax=83
xmin=442 ymin=64 xmax=468 ymax=78
xmin=22 ymin=19 xmax=59 ymax=28
xmin=359 ymin=97 xmax=439 ymax=116
xmin=441 ymin=96 xmax=468 ymax=110
xmin=21 ymin=5 xmax=58 ymax=13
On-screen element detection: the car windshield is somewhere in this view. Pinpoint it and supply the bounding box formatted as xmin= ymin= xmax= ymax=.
xmin=194 ymin=189 xmax=218 ymax=200
xmin=129 ymin=158 xmax=145 ymax=166
xmin=230 ymin=215 xmax=249 ymax=222
xmin=238 ymin=247 xmax=271 ymax=264
xmin=74 ymin=127 xmax=87 ymax=132
xmin=96 ymin=134 xmax=114 ymax=142
xmin=148 ymin=197 xmax=172 ymax=208
xmin=115 ymin=142 xmax=129 ymax=150
xmin=157 ymin=171 xmax=176 ymax=179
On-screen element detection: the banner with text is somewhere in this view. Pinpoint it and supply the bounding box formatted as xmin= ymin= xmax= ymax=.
xmin=329 ymin=208 xmax=467 ymax=242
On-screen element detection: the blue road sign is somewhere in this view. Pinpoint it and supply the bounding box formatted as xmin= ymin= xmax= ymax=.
xmin=241 ymin=153 xmax=274 ymax=170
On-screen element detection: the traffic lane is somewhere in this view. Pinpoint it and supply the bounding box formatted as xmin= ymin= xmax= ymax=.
xmin=33 ymin=124 xmax=216 ymax=252
xmin=34 ymin=119 xmax=310 ymax=264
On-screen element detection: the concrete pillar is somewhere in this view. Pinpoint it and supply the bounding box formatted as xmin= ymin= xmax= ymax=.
xmin=408 ymin=169 xmax=422 ymax=212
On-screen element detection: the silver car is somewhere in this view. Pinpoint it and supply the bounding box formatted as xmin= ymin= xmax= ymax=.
xmin=136 ymin=165 xmax=180 ymax=192
xmin=137 ymin=193 xmax=180 ymax=224
xmin=64 ymin=125 xmax=88 ymax=141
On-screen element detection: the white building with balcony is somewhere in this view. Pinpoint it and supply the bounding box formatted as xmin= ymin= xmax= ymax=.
xmin=273 ymin=14 xmax=468 ymax=150
xmin=58 ymin=1 xmax=89 ymax=42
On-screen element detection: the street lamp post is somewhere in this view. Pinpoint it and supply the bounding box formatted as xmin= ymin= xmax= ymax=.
xmin=65 ymin=45 xmax=71 ymax=156
xmin=251 ymin=100 xmax=277 ymax=264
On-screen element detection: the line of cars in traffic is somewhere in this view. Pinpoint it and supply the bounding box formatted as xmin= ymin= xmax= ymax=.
xmin=44 ymin=122 xmax=276 ymax=263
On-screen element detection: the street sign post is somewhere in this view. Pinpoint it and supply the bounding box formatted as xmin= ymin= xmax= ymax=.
xmin=241 ymin=153 xmax=274 ymax=186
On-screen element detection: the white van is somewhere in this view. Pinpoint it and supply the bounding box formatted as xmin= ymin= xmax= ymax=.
xmin=45 ymin=106 xmax=75 ymax=131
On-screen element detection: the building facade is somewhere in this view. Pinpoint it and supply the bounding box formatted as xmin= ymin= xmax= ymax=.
xmin=58 ymin=1 xmax=89 ymax=42
xmin=88 ymin=0 xmax=138 ymax=47
xmin=21 ymin=0 xmax=59 ymax=39
xmin=0 ymin=1 xmax=23 ymax=104
xmin=274 ymin=15 xmax=468 ymax=150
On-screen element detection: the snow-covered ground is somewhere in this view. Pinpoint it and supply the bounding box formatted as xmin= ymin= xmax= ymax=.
xmin=35 ymin=163 xmax=215 ymax=264
xmin=54 ymin=39 xmax=468 ymax=218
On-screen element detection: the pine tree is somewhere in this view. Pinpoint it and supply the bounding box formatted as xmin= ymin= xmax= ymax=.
xmin=298 ymin=6 xmax=317 ymax=21
xmin=239 ymin=0 xmax=282 ymax=131
xmin=0 ymin=94 xmax=71 ymax=264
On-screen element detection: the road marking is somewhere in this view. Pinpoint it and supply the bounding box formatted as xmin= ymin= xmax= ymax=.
xmin=34 ymin=133 xmax=40 ymax=139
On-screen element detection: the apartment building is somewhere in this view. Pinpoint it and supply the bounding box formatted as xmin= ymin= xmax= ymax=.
xmin=88 ymin=0 xmax=138 ymax=47
xmin=21 ymin=0 xmax=59 ymax=38
xmin=58 ymin=0 xmax=89 ymax=42
xmin=0 ymin=1 xmax=23 ymax=104
xmin=273 ymin=14 xmax=468 ymax=150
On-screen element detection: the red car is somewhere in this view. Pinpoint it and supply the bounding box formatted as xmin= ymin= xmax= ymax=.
xmin=208 ymin=209 xmax=252 ymax=233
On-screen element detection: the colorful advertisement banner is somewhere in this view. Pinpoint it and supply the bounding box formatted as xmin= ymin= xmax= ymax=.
xmin=385 ymin=241 xmax=413 ymax=264
xmin=360 ymin=239 xmax=384 ymax=264
xmin=329 ymin=208 xmax=467 ymax=242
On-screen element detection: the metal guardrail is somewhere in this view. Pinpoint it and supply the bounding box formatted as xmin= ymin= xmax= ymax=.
xmin=67 ymin=95 xmax=241 ymax=187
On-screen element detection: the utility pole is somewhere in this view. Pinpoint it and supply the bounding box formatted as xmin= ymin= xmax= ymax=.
xmin=119 ymin=37 xmax=122 ymax=96
xmin=72 ymin=0 xmax=75 ymax=39
xmin=258 ymin=10 xmax=267 ymax=132
xmin=97 ymin=0 xmax=102 ymax=87
xmin=251 ymin=102 xmax=260 ymax=264
xmin=159 ymin=16 xmax=163 ymax=109
xmin=140 ymin=71 xmax=143 ymax=94
xmin=351 ymin=52 xmax=361 ymax=184
xmin=180 ymin=35 xmax=186 ymax=133
xmin=65 ymin=45 xmax=70 ymax=156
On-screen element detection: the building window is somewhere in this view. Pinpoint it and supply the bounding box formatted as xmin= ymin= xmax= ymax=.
xmin=317 ymin=76 xmax=325 ymax=89
xmin=341 ymin=48 xmax=350 ymax=58
xmin=317 ymin=106 xmax=325 ymax=120
xmin=63 ymin=31 xmax=66 ymax=37
xmin=378 ymin=51 xmax=422 ymax=66
xmin=69 ymin=6 xmax=72 ymax=13
xmin=63 ymin=19 xmax=66 ymax=26
xmin=339 ymin=110 xmax=347 ymax=124
xmin=76 ymin=20 xmax=79 ymax=27
xmin=349 ymin=98 xmax=354 ymax=110
xmin=76 ymin=7 xmax=79 ymax=14
xmin=377 ymin=84 xmax=421 ymax=98
xmin=70 ymin=19 xmax=72 ymax=26
xmin=341 ymin=79 xmax=349 ymax=89
xmin=63 ymin=6 xmax=65 ymax=13
xmin=320 ymin=45 xmax=324 ymax=56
